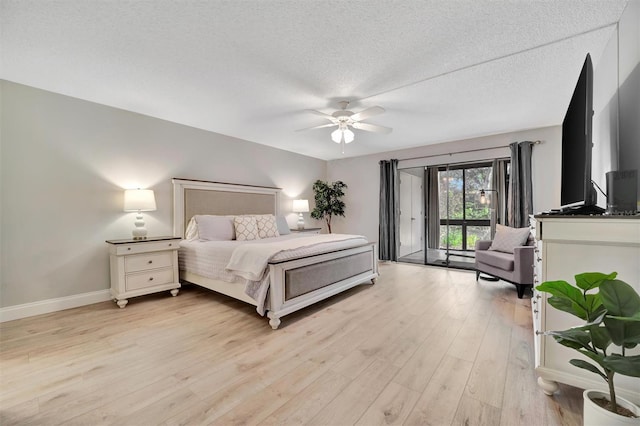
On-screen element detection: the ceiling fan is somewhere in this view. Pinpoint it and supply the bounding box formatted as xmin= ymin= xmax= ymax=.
xmin=298 ymin=101 xmax=392 ymax=153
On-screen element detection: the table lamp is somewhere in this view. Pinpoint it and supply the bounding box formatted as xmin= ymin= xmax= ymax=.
xmin=124 ymin=189 xmax=157 ymax=239
xmin=292 ymin=199 xmax=309 ymax=230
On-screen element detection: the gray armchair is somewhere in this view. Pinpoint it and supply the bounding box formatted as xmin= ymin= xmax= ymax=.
xmin=475 ymin=239 xmax=535 ymax=298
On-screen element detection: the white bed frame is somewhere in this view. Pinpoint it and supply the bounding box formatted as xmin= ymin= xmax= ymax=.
xmin=172 ymin=178 xmax=378 ymax=329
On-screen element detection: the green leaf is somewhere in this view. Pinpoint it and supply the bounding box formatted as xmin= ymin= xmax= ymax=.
xmin=600 ymin=280 xmax=640 ymax=317
xmin=589 ymin=325 xmax=612 ymax=351
xmin=602 ymin=354 xmax=640 ymax=378
xmin=537 ymin=281 xmax=589 ymax=320
xmin=569 ymin=359 xmax=607 ymax=380
xmin=576 ymin=348 xmax=606 ymax=368
xmin=575 ymin=272 xmax=617 ymax=291
xmin=547 ymin=296 xmax=587 ymax=320
xmin=603 ymin=316 xmax=640 ymax=347
xmin=584 ymin=294 xmax=606 ymax=321
xmin=547 ymin=329 xmax=592 ymax=351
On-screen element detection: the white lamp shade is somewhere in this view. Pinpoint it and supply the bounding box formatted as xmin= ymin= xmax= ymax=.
xmin=292 ymin=199 xmax=309 ymax=213
xmin=124 ymin=189 xmax=157 ymax=212
xmin=343 ymin=128 xmax=355 ymax=143
xmin=331 ymin=129 xmax=342 ymax=143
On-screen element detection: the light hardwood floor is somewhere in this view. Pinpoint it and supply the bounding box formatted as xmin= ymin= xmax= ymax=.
xmin=0 ymin=262 xmax=583 ymax=425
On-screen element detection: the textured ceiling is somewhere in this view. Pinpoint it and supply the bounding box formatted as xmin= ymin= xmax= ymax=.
xmin=0 ymin=0 xmax=629 ymax=160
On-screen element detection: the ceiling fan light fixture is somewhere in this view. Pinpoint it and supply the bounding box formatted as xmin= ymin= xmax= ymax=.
xmin=300 ymin=102 xmax=390 ymax=151
xmin=331 ymin=127 xmax=355 ymax=144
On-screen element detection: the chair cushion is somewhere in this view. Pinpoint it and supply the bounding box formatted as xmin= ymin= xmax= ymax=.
xmin=476 ymin=249 xmax=515 ymax=271
xmin=489 ymin=224 xmax=531 ymax=253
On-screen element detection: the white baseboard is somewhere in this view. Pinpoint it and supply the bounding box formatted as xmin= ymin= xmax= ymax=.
xmin=0 ymin=290 xmax=112 ymax=323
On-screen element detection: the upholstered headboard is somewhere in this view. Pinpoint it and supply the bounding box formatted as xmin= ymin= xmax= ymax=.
xmin=172 ymin=178 xmax=281 ymax=238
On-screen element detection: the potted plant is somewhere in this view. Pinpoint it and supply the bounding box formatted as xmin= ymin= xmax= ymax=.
xmin=310 ymin=180 xmax=347 ymax=233
xmin=536 ymin=272 xmax=640 ymax=425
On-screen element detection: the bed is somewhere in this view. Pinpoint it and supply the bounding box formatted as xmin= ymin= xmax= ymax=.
xmin=172 ymin=178 xmax=379 ymax=329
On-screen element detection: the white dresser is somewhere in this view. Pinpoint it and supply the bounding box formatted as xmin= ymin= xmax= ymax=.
xmin=530 ymin=216 xmax=640 ymax=404
xmin=106 ymin=236 xmax=182 ymax=308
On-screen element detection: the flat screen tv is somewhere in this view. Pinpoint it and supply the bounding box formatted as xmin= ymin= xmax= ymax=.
xmin=560 ymin=53 xmax=603 ymax=214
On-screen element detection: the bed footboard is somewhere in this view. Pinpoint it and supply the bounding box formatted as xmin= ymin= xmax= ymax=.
xmin=266 ymin=243 xmax=378 ymax=329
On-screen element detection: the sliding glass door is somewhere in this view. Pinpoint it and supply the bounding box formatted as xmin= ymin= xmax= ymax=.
xmin=397 ymin=160 xmax=505 ymax=269
xmin=429 ymin=162 xmax=492 ymax=268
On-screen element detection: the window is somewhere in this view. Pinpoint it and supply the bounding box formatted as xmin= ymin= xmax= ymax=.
xmin=438 ymin=163 xmax=492 ymax=251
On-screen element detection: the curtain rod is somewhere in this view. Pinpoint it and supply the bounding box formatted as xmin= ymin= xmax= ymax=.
xmin=397 ymin=140 xmax=542 ymax=162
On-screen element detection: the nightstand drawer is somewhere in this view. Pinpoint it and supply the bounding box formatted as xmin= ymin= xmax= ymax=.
xmin=125 ymin=252 xmax=173 ymax=273
xmin=126 ymin=268 xmax=174 ymax=291
xmin=114 ymin=240 xmax=179 ymax=255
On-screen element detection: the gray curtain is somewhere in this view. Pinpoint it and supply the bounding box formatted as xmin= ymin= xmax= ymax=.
xmin=508 ymin=141 xmax=535 ymax=228
xmin=426 ymin=166 xmax=440 ymax=249
xmin=379 ymin=159 xmax=399 ymax=260
xmin=491 ymin=158 xmax=509 ymax=237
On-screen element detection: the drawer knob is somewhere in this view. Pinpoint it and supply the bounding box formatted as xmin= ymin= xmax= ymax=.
xmin=169 ymin=243 xmax=172 ymax=247
xmin=533 ymin=309 xmax=538 ymax=314
xmin=148 ymin=260 xmax=153 ymax=264
xmin=535 ymin=330 xmax=543 ymax=335
xmin=149 ymin=277 xmax=154 ymax=281
xmin=127 ymin=247 xmax=131 ymax=251
xmin=532 ymin=299 xmax=537 ymax=305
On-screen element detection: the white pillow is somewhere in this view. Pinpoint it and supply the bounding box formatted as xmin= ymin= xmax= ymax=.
xmin=255 ymin=214 xmax=280 ymax=239
xmin=234 ymin=216 xmax=260 ymax=241
xmin=195 ymin=215 xmax=236 ymax=241
xmin=276 ymin=215 xmax=290 ymax=235
xmin=489 ymin=224 xmax=531 ymax=254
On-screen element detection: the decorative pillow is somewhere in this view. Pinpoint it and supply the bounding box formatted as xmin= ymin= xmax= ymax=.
xmin=234 ymin=216 xmax=260 ymax=241
xmin=195 ymin=215 xmax=236 ymax=241
xmin=185 ymin=217 xmax=199 ymax=240
xmin=489 ymin=224 xmax=531 ymax=254
xmin=255 ymin=214 xmax=280 ymax=239
xmin=275 ymin=215 xmax=290 ymax=235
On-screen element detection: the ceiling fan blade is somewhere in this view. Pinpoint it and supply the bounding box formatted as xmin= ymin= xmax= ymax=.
xmin=296 ymin=122 xmax=338 ymax=132
xmin=349 ymin=106 xmax=385 ymax=122
xmin=352 ymin=122 xmax=392 ymax=134
xmin=306 ymin=109 xmax=338 ymax=122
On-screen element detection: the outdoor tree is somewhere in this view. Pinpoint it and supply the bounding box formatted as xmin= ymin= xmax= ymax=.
xmin=310 ymin=180 xmax=347 ymax=233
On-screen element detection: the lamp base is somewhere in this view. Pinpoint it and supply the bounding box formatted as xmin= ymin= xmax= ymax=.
xmin=132 ymin=212 xmax=148 ymax=240
xmin=297 ymin=213 xmax=305 ymax=230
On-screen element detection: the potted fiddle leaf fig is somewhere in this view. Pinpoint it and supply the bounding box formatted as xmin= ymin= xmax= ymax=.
xmin=310 ymin=180 xmax=347 ymax=233
xmin=536 ymin=272 xmax=640 ymax=425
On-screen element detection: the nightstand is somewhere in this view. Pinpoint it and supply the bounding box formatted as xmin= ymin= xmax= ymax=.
xmin=106 ymin=236 xmax=182 ymax=308
xmin=289 ymin=227 xmax=322 ymax=234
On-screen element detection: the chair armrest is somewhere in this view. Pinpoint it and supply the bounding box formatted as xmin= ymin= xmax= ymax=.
xmin=513 ymin=245 xmax=535 ymax=284
xmin=475 ymin=240 xmax=492 ymax=251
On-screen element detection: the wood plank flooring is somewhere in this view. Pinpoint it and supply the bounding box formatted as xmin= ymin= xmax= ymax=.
xmin=0 ymin=262 xmax=583 ymax=425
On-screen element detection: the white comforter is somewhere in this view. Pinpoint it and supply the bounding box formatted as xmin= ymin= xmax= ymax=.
xmin=226 ymin=233 xmax=366 ymax=281
xmin=179 ymin=233 xmax=369 ymax=314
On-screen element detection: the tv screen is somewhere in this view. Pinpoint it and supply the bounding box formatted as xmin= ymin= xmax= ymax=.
xmin=561 ymin=54 xmax=594 ymax=208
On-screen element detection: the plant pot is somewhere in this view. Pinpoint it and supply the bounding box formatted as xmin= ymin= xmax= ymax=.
xmin=583 ymin=390 xmax=640 ymax=426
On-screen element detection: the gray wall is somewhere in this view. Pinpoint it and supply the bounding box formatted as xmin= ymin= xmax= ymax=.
xmin=0 ymin=81 xmax=326 ymax=308
xmin=617 ymin=0 xmax=640 ymax=195
xmin=594 ymin=0 xmax=640 ymax=205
